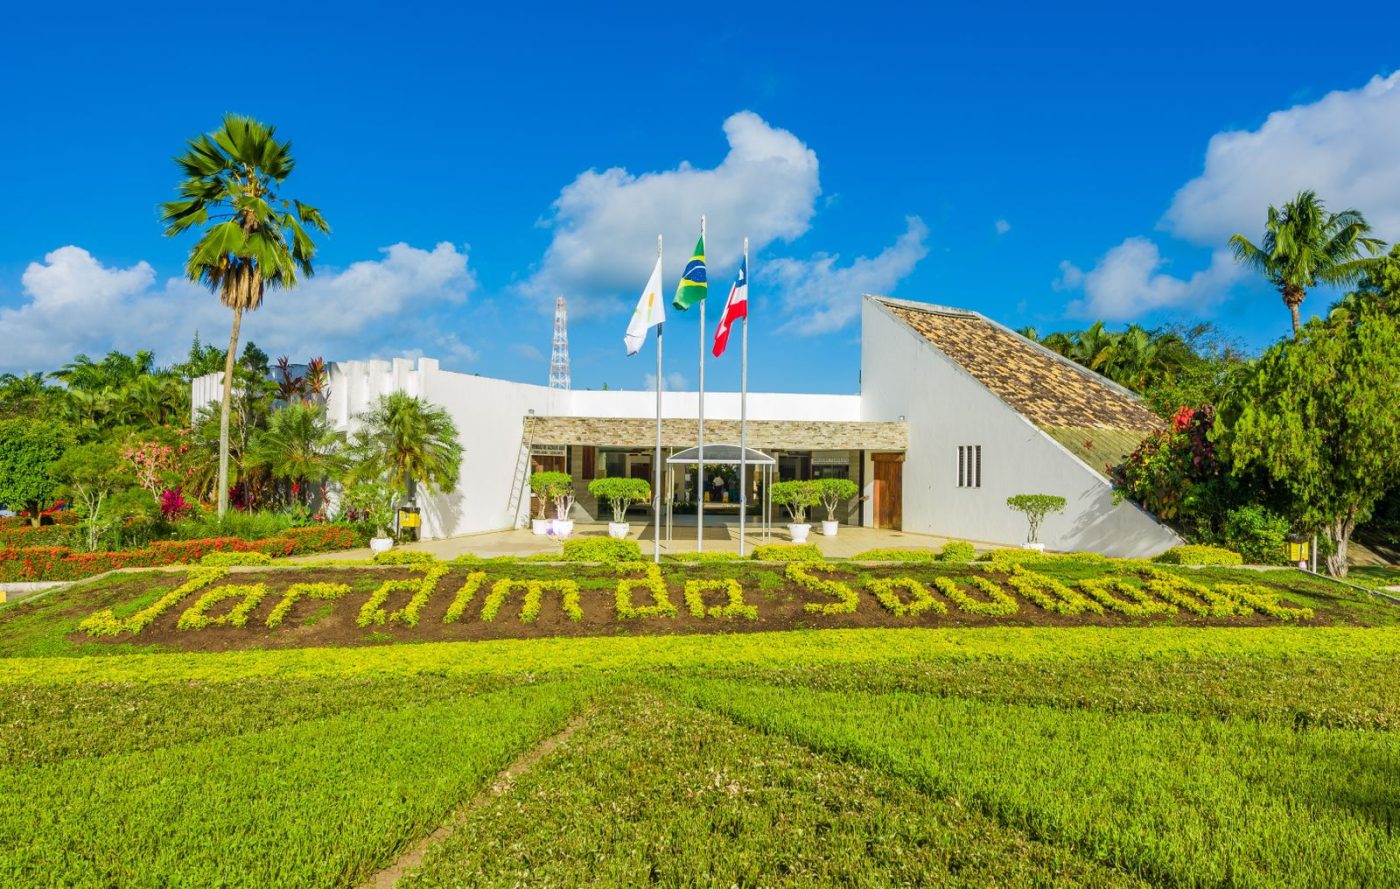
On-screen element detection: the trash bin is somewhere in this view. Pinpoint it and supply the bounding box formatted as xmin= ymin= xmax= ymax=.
xmin=397 ymin=507 xmax=422 ymax=542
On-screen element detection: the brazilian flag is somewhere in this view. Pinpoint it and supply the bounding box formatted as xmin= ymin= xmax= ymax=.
xmin=673 ymin=235 xmax=707 ymax=310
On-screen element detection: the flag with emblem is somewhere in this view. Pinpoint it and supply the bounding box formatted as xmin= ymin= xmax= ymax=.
xmin=625 ymin=256 xmax=665 ymax=355
xmin=672 ymin=234 xmax=707 ymax=310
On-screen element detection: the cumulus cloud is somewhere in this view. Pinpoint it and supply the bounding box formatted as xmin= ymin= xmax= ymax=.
xmin=1164 ymin=73 xmax=1400 ymax=244
xmin=0 ymin=243 xmax=476 ymax=373
xmin=994 ymin=219 xmax=1011 ymax=235
xmin=520 ymin=111 xmax=821 ymax=315
xmin=769 ymin=217 xmax=930 ymax=335
xmin=1059 ymin=238 xmax=1243 ymax=320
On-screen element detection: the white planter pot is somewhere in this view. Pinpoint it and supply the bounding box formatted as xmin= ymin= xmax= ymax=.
xmin=369 ymin=536 xmax=394 ymax=554
xmin=608 ymin=522 xmax=630 ymax=539
xmin=822 ymin=520 xmax=839 ymax=537
xmin=789 ymin=523 xmax=812 ymax=544
xmin=531 ymin=519 xmax=549 ymax=536
xmin=551 ymin=519 xmax=575 ymax=538
xmin=1021 ymin=542 xmax=1046 ymax=552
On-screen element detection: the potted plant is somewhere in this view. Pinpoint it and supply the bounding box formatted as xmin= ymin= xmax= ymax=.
xmin=529 ymin=471 xmax=571 ymax=535
xmin=771 ymin=480 xmax=820 ymax=544
xmin=814 ymin=478 xmax=859 ymax=537
xmin=345 ymin=481 xmax=398 ymax=553
xmin=588 ymin=476 xmax=651 ymax=539
xmin=1006 ymin=493 xmax=1067 ymax=551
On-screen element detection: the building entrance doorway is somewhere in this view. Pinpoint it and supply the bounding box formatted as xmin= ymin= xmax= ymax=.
xmin=872 ymin=453 xmax=904 ymax=530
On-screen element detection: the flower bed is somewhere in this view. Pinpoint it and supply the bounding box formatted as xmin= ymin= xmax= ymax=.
xmin=0 ymin=524 xmax=365 ymax=582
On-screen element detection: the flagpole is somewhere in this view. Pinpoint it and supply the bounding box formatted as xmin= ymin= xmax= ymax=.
xmin=654 ymin=234 xmax=664 ymax=565
xmin=697 ymin=214 xmax=706 ymax=553
xmin=739 ymin=236 xmax=749 ymax=558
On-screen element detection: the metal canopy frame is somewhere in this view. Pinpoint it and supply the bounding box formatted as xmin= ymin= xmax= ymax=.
xmin=664 ymin=443 xmax=774 ymax=548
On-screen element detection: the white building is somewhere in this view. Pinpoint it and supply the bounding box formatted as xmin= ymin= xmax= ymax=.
xmin=193 ymin=295 xmax=1182 ymax=557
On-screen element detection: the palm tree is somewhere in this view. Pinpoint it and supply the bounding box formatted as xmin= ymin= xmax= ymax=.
xmin=1229 ymin=191 xmax=1385 ymax=335
xmin=249 ymin=403 xmax=345 ymax=507
xmin=346 ymin=393 xmax=463 ymax=504
xmin=161 ymin=115 xmax=329 ymax=517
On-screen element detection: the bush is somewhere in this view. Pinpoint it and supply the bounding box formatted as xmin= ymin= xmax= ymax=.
xmin=199 ymin=551 xmax=274 ymax=567
xmin=1220 ymin=505 xmax=1290 ymax=565
xmin=939 ymin=541 xmax=977 ymax=562
xmin=174 ymin=510 xmax=295 ymax=542
xmin=850 ymin=548 xmax=940 ymax=562
xmin=750 ymin=543 xmax=822 ymax=562
xmin=978 ymin=548 xmax=1052 ymax=565
xmin=769 ymin=481 xmax=820 ymax=524
xmin=372 ymin=550 xmax=439 ymax=565
xmin=1153 ymin=545 xmax=1244 ymax=566
xmin=560 ymin=537 xmax=643 ymax=563
xmin=668 ymin=552 xmax=743 ymax=563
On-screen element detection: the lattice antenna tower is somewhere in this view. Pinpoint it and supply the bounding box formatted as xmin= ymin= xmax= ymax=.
xmin=549 ymin=296 xmax=571 ymax=390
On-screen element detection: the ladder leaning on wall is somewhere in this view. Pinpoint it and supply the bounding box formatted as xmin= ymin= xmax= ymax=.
xmin=505 ymin=423 xmax=534 ymax=529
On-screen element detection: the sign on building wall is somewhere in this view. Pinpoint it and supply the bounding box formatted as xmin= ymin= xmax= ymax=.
xmin=812 ymin=450 xmax=850 ymax=465
xmin=531 ymin=444 xmax=567 ymax=457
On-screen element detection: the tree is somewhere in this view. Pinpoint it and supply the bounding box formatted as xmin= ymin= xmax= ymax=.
xmin=814 ymin=477 xmax=859 ymax=523
xmin=0 ymin=419 xmax=74 ymax=525
xmin=770 ymin=481 xmax=820 ymax=524
xmin=1217 ymin=308 xmax=1400 ymax=576
xmin=346 ymin=393 xmax=463 ymax=504
xmin=529 ymin=471 xmax=573 ymax=521
xmin=161 ymin=115 xmax=329 ymax=518
xmin=1330 ymin=244 xmax=1400 ymax=325
xmin=587 ymin=476 xmax=651 ymax=523
xmin=1006 ymin=494 xmax=1067 ymax=544
xmin=249 ymin=403 xmax=345 ymax=507
xmin=51 ymin=443 xmax=132 ymax=551
xmin=1229 ymin=191 xmax=1385 ymax=335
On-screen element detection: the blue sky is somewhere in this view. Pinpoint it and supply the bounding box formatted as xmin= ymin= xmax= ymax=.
xmin=2 ymin=2 xmax=1398 ymax=393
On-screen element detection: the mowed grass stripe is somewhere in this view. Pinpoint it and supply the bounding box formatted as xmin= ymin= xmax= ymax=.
xmin=6 ymin=625 xmax=1400 ymax=686
xmin=674 ymin=678 xmax=1400 ymax=888
xmin=400 ymin=689 xmax=1141 ymax=888
xmin=0 ymin=674 xmax=530 ymax=769
xmin=0 ymin=680 xmax=594 ymax=888
xmin=695 ymin=655 xmax=1400 ymax=730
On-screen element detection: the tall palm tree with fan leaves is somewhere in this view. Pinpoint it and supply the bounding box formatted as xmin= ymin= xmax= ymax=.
xmin=1229 ymin=191 xmax=1384 ymax=336
xmin=161 ymin=115 xmax=329 ymax=517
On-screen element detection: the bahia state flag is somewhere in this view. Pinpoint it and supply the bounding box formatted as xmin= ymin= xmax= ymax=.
xmin=712 ymin=255 xmax=747 ymax=357
xmin=672 ymin=235 xmax=707 ymax=310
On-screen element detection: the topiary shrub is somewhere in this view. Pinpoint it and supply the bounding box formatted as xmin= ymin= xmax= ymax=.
xmin=529 ymin=471 xmax=574 ymax=520
xmin=1006 ymin=494 xmax=1067 ymax=544
xmin=561 ymin=537 xmax=643 ymax=563
xmin=850 ymin=548 xmax=940 ymax=562
xmin=586 ymin=476 xmax=652 ymax=523
xmin=813 ymin=478 xmax=859 ymax=523
xmin=769 ymin=481 xmax=820 ymax=524
xmin=938 ymin=541 xmax=977 ymax=562
xmin=750 ymin=543 xmax=823 ymax=561
xmin=1153 ymin=545 xmax=1243 ymax=566
xmin=199 ymin=551 xmax=273 ymax=567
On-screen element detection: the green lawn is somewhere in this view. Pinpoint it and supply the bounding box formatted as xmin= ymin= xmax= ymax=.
xmin=1 ymin=624 xmax=1398 ymax=886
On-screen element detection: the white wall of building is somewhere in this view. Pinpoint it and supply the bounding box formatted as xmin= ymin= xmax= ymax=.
xmin=859 ymin=299 xmax=1181 ymax=557
xmin=565 ymin=390 xmax=860 ymax=421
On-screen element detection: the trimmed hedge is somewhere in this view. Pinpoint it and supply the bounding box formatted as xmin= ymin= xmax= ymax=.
xmin=750 ymin=543 xmax=823 ymax=562
xmin=199 ymin=552 xmax=274 ymax=567
xmin=560 ymin=537 xmax=643 ymax=563
xmin=372 ymin=550 xmax=439 ymax=566
xmin=0 ymin=524 xmax=364 ymax=582
xmin=668 ymin=552 xmax=743 ymax=563
xmin=1153 ymin=545 xmax=1244 ymax=567
xmin=939 ymin=541 xmax=977 ymax=562
xmin=850 ymin=548 xmax=940 ymax=563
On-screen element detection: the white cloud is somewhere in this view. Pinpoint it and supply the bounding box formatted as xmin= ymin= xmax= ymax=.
xmin=994 ymin=219 xmax=1011 ymax=236
xmin=520 ymin=111 xmax=821 ymax=315
xmin=643 ymin=371 xmax=689 ymax=391
xmin=1060 ymin=238 xmax=1243 ymax=320
xmin=511 ymin=343 xmax=545 ymax=362
xmin=769 ymin=217 xmax=930 ymax=335
xmin=0 ymin=243 xmax=476 ymax=373
xmin=1164 ymin=72 xmax=1400 ymax=244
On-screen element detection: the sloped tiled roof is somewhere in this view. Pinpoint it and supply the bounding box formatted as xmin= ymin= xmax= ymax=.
xmin=874 ymin=297 xmax=1163 ymax=475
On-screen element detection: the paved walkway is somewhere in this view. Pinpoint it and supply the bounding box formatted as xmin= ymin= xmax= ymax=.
xmin=296 ymin=521 xmax=1002 ymax=562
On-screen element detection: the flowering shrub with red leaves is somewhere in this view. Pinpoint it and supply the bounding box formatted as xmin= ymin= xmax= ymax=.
xmin=1112 ymin=405 xmax=1230 ymax=538
xmin=0 ymin=524 xmax=365 ymax=582
xmin=160 ymin=488 xmax=191 ymax=520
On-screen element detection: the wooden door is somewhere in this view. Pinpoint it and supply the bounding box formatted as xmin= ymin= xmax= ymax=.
xmin=872 ymin=453 xmax=904 ymax=530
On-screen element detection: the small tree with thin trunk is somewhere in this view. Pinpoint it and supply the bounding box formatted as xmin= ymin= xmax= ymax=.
xmin=814 ymin=478 xmax=859 ymax=523
xmin=1006 ymin=494 xmax=1066 ymax=544
xmin=162 ymin=115 xmax=329 ymax=518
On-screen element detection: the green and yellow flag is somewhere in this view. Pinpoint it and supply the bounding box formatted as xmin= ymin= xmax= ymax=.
xmin=672 ymin=235 xmax=707 ymax=310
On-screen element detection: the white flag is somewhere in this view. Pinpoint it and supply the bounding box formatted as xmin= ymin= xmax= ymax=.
xmin=624 ymin=256 xmax=665 ymax=355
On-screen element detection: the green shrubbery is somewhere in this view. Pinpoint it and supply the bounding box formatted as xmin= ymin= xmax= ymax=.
xmin=750 ymin=543 xmax=823 ymax=561
xmin=668 ymin=552 xmax=743 ymax=563
xmin=561 ymin=537 xmax=643 ymax=563
xmin=939 ymin=541 xmax=977 ymax=562
xmin=199 ymin=551 xmax=274 ymax=567
xmin=850 ymin=548 xmax=939 ymax=562
xmin=1153 ymin=545 xmax=1244 ymax=566
xmin=1220 ymin=506 xmax=1290 ymax=565
xmin=372 ymin=550 xmax=438 ymax=566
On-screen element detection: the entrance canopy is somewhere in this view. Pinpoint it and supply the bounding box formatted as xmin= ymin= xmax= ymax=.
xmin=666 ymin=444 xmax=775 ymax=466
